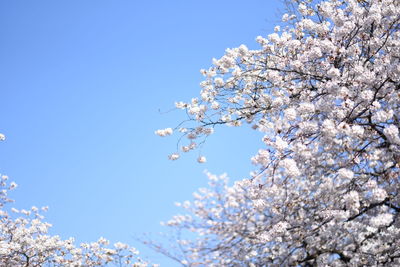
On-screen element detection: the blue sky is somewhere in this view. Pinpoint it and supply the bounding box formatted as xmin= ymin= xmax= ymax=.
xmin=0 ymin=0 xmax=282 ymax=265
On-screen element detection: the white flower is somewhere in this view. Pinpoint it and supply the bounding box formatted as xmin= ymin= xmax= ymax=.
xmin=338 ymin=168 xmax=354 ymax=180
xmin=322 ymin=119 xmax=337 ymax=136
xmin=371 ymin=213 xmax=393 ymax=227
xmin=343 ymin=191 xmax=360 ymax=211
xmin=181 ymin=146 xmax=190 ymax=152
xmin=155 ymin=128 xmax=173 ymax=137
xmin=168 ymin=153 xmax=180 ymax=160
xmin=298 ymin=3 xmax=308 ymax=15
xmin=327 ymin=67 xmax=340 ymax=77
xmin=275 ymin=136 xmax=288 ymax=150
xmin=301 ymin=19 xmax=315 ymax=30
xmin=114 ymin=242 xmax=128 ymax=250
xmin=298 ymin=102 xmax=315 ymax=114
xmin=282 ymin=13 xmax=289 ymax=22
xmin=252 ymin=199 xmax=266 ymax=209
xmin=188 ymin=106 xmax=201 ymax=115
xmin=351 ymin=125 xmax=364 ymax=136
xmin=309 ymin=47 xmax=322 ymax=59
xmin=268 ymin=33 xmax=280 ymax=43
xmin=197 ymin=156 xmax=206 ymax=163
xmin=214 ymin=77 xmax=224 ymax=87
xmin=284 ymin=108 xmax=297 ymax=120
xmin=371 ymin=188 xmax=387 ymax=203
xmin=175 ymin=102 xmax=187 ymax=109
xmin=238 ymin=44 xmax=248 ymax=55
xmin=383 ymin=124 xmax=400 ymax=144
xmin=281 ymin=158 xmax=300 ymax=177
xmin=372 ymin=110 xmax=393 ymax=122
xmin=211 ymin=101 xmax=220 ymax=110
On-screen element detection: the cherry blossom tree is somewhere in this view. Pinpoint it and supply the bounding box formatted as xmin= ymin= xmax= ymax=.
xmin=156 ymin=0 xmax=400 ymax=265
xmin=0 ymin=137 xmax=155 ymax=267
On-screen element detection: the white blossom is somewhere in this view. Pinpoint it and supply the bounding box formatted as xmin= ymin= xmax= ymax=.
xmin=168 ymin=153 xmax=180 ymax=160
xmin=338 ymin=168 xmax=354 ymax=180
xmin=371 ymin=213 xmax=393 ymax=227
xmin=197 ymin=156 xmax=207 ymax=163
xmin=371 ymin=188 xmax=388 ymax=203
xmin=154 ymin=128 xmax=173 ymax=137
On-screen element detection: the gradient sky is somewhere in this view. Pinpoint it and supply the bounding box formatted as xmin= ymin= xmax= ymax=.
xmin=0 ymin=1 xmax=283 ymax=265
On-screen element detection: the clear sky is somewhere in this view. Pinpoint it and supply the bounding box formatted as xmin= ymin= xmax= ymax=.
xmin=0 ymin=0 xmax=283 ymax=265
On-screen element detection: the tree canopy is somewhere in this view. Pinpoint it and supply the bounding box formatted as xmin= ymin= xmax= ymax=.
xmin=0 ymin=173 xmax=155 ymax=266
xmin=156 ymin=0 xmax=400 ymax=265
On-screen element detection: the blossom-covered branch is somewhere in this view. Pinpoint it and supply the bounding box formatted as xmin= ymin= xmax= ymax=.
xmin=156 ymin=0 xmax=400 ymax=265
xmin=0 ymin=132 xmax=156 ymax=267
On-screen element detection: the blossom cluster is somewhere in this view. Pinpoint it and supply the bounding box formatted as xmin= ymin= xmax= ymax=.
xmin=0 ymin=172 xmax=155 ymax=266
xmin=157 ymin=0 xmax=400 ymax=266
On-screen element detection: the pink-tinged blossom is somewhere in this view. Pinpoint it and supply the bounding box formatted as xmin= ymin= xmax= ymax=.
xmin=168 ymin=153 xmax=180 ymax=161
xmin=154 ymin=128 xmax=173 ymax=137
xmin=197 ymin=156 xmax=206 ymax=163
